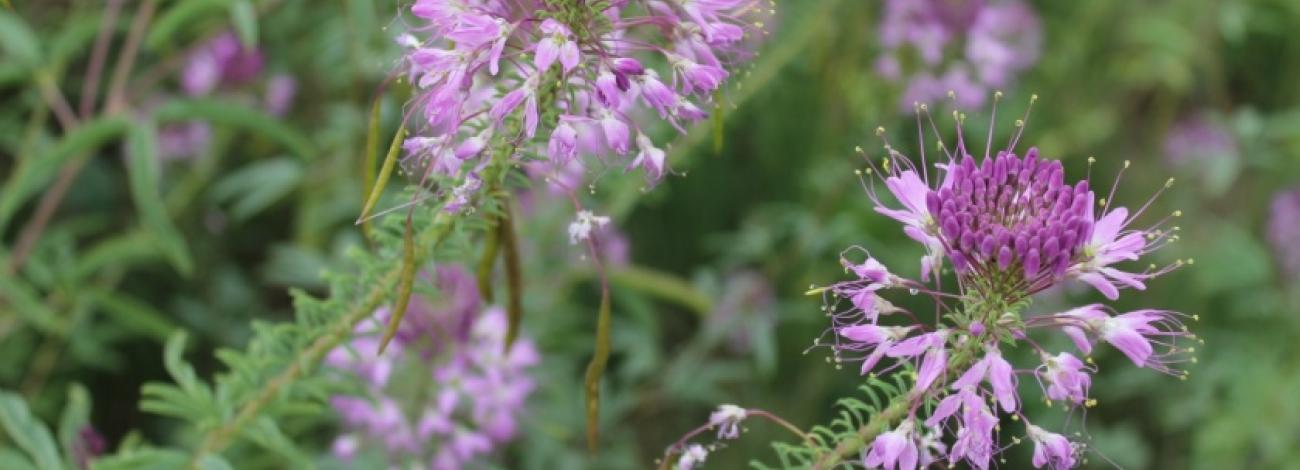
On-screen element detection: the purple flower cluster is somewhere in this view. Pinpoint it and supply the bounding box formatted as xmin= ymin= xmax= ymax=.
xmin=1269 ymin=186 xmax=1300 ymax=280
xmin=396 ymin=0 xmax=766 ymax=209
xmin=1162 ymin=113 xmax=1240 ymax=195
xmin=158 ymin=32 xmax=296 ymax=160
xmin=875 ymin=0 xmax=1040 ymax=111
xmin=815 ymin=98 xmax=1196 ymax=469
xmin=327 ymin=266 xmax=538 ymax=469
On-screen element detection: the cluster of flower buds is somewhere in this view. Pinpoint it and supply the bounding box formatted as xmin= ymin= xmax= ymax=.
xmin=397 ymin=0 xmax=770 ymax=212
xmin=874 ymin=0 xmax=1040 ymax=111
xmin=813 ymin=95 xmax=1198 ymax=469
xmin=326 ymin=266 xmax=538 ymax=469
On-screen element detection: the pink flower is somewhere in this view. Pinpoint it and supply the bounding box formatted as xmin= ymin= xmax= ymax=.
xmin=631 ymin=133 xmax=666 ymax=180
xmin=534 ymin=19 xmax=580 ymax=73
xmin=1036 ymin=352 xmax=1091 ymax=405
xmin=547 ymin=117 xmax=580 ymax=164
xmin=1027 ymin=424 xmax=1077 ymax=469
xmin=952 ymin=346 xmax=1018 ymax=412
xmin=864 ymin=420 xmax=920 ymax=470
xmin=1070 ymin=205 xmax=1151 ymax=300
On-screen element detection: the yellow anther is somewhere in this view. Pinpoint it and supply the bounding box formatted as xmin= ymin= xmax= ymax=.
xmin=1124 ymin=160 xmax=1131 ymax=168
xmin=948 ymin=90 xmax=957 ymax=99
xmin=805 ymin=286 xmax=828 ymax=296
xmin=854 ymin=145 xmax=864 ymax=153
xmin=1088 ymin=156 xmax=1097 ymax=164
xmin=854 ymin=169 xmax=862 ymax=176
xmin=1192 ymin=314 xmax=1200 ymax=321
xmin=1187 ymin=258 xmax=1195 ymax=265
xmin=920 ymin=103 xmax=929 ymax=111
xmin=1190 ymin=357 xmax=1198 ymax=364
xmin=875 ymin=127 xmax=885 ymax=136
xmin=1099 ymin=198 xmax=1107 ymax=206
xmin=995 ymin=90 xmax=1004 ymax=99
xmin=1173 ymin=210 xmax=1183 ymax=217
xmin=1166 ymin=177 xmax=1176 ymax=188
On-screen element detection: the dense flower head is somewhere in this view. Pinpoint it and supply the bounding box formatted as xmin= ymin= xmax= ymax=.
xmin=875 ymin=0 xmax=1040 ymax=111
xmin=811 ymin=95 xmax=1198 ymax=469
xmin=1268 ymin=186 xmax=1300 ymax=280
xmin=396 ymin=0 xmax=769 ymax=213
xmin=326 ymin=266 xmax=538 ymax=468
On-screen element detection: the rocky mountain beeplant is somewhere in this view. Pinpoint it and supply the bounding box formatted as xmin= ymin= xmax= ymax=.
xmin=660 ymin=94 xmax=1199 ymax=469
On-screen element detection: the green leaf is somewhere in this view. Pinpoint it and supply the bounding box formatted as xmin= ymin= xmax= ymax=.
xmin=155 ymin=99 xmax=315 ymax=160
xmin=57 ymin=384 xmax=91 ymax=465
xmin=0 ymin=10 xmax=40 ymax=67
xmin=243 ymin=417 xmax=308 ymax=465
xmin=0 ymin=275 xmax=65 ymax=335
xmin=229 ymin=0 xmax=257 ymax=48
xmin=146 ymin=0 xmax=232 ymax=51
xmin=73 ymin=231 xmax=165 ymax=281
xmin=0 ymin=116 xmax=130 ymax=233
xmin=91 ymin=449 xmax=188 ymax=470
xmin=88 ymin=290 xmax=178 ymax=342
xmin=209 ymin=158 xmax=303 ymax=221
xmin=196 ymin=454 xmax=233 ymax=470
xmin=127 ymin=121 xmax=194 ymax=276
xmin=0 ymin=391 xmax=64 ymax=470
xmin=0 ymin=449 xmax=35 ymax=470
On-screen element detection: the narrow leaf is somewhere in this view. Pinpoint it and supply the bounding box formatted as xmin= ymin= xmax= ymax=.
xmin=0 ymin=275 xmax=65 ymax=335
xmin=0 ymin=10 xmax=40 ymax=67
xmin=145 ymin=0 xmax=232 ymax=51
xmin=377 ymin=216 xmax=418 ymax=355
xmin=357 ymin=125 xmax=407 ymax=224
xmin=500 ymin=201 xmax=524 ymax=349
xmin=89 ymin=290 xmax=178 ymax=342
xmin=127 ymin=121 xmax=193 ymax=275
xmin=0 ymin=391 xmax=64 ymax=470
xmin=208 ymin=158 xmax=302 ymax=221
xmin=583 ymin=285 xmax=612 ymax=453
xmin=57 ymin=384 xmax=91 ymax=464
xmin=155 ymin=99 xmax=315 ymax=160
xmin=228 ymin=0 xmax=257 ymax=48
xmin=0 ymin=116 xmax=130 ymax=233
xmin=196 ymin=454 xmax=233 ymax=470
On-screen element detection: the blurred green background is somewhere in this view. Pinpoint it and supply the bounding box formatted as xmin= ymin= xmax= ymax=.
xmin=2 ymin=0 xmax=1299 ymax=468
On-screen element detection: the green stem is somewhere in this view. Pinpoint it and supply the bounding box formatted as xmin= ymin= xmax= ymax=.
xmin=811 ymin=337 xmax=984 ymax=469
